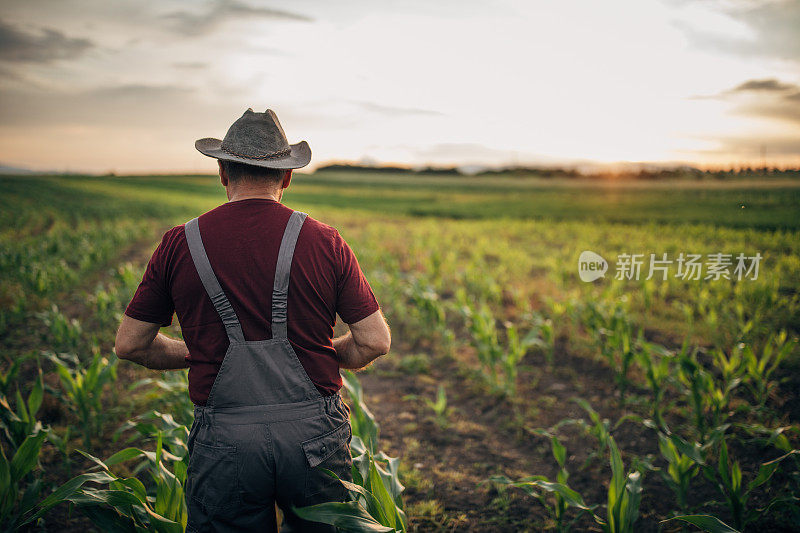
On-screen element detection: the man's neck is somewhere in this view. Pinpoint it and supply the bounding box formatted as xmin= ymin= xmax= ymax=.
xmin=227 ymin=188 xmax=282 ymax=203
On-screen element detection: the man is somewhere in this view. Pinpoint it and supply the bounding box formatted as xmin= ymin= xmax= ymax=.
xmin=115 ymin=108 xmax=391 ymax=532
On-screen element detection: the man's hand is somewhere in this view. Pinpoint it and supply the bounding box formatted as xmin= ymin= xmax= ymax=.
xmin=334 ymin=309 xmax=390 ymax=370
xmin=115 ymin=315 xmax=189 ymax=370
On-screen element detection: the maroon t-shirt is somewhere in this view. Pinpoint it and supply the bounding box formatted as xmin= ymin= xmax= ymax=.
xmin=124 ymin=198 xmax=379 ymax=406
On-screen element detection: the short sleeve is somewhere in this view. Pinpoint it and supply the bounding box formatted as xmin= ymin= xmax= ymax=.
xmin=335 ymin=231 xmax=379 ymax=324
xmin=124 ymin=231 xmax=175 ymax=327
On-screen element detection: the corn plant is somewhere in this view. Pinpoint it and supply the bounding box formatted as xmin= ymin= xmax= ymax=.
xmin=522 ymin=400 xmax=646 ymax=532
xmin=0 ymin=359 xmax=21 ymax=397
xmin=404 ymin=385 xmax=450 ymax=429
xmin=707 ymin=439 xmax=799 ymax=531
xmin=459 ymin=298 xmax=504 ymax=393
xmin=459 ymin=295 xmax=537 ymax=396
xmin=425 ymin=385 xmax=449 ymax=429
xmin=456 ymin=268 xmax=503 ymax=307
xmin=634 ymin=338 xmax=673 ymax=429
xmin=0 ymin=429 xmax=47 ymax=532
xmin=712 ymin=343 xmax=747 ymax=399
xmin=741 ymin=331 xmax=797 ymax=410
xmin=490 ymin=432 xmax=593 ymax=532
xmin=559 ymin=398 xmax=613 ymax=468
xmin=342 ymin=369 xmax=380 ymax=455
xmin=491 ymin=432 xmax=643 ymax=533
xmin=404 ymin=277 xmax=454 ymax=351
xmin=601 ymin=437 xmax=644 ymax=533
xmin=655 ymin=430 xmax=702 ymax=513
xmin=37 ymin=305 xmax=84 ymax=353
xmin=602 ymin=321 xmax=640 ymax=405
xmin=25 ymin=434 xmax=188 ymax=532
xmin=662 ymin=438 xmax=800 ymax=532
xmin=0 ymin=366 xmax=44 ymax=451
xmin=45 ymin=426 xmax=73 ymax=473
xmin=676 ymin=344 xmax=736 ymax=443
xmin=523 ymin=310 xmax=556 ymax=366
xmin=114 ymin=410 xmax=190 ymax=463
xmin=579 ymin=299 xmax=629 ymax=353
xmin=580 ymin=299 xmax=639 ymax=404
xmin=294 ymin=434 xmax=407 ymax=532
xmin=130 ymin=371 xmax=193 ymax=427
xmin=46 ymin=351 xmax=118 ymax=450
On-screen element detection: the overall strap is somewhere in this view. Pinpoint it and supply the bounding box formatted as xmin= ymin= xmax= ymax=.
xmin=184 ymin=217 xmax=245 ymax=343
xmin=272 ymin=211 xmax=308 ymax=339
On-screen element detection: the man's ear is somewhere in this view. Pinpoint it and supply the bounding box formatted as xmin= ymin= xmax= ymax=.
xmin=218 ymin=160 xmax=229 ymax=187
xmin=281 ymin=169 xmax=293 ymax=189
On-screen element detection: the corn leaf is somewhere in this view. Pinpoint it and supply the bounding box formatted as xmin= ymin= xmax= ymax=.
xmin=292 ymin=501 xmax=397 ymax=532
xmin=21 ymin=471 xmax=118 ymax=524
xmin=10 ymin=430 xmax=46 ymax=481
xmin=662 ymin=514 xmax=741 ymax=533
xmin=534 ymin=480 xmax=593 ymax=512
xmin=747 ymin=450 xmax=799 ymax=493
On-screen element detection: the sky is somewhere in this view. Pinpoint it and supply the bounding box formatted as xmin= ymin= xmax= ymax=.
xmin=0 ymin=0 xmax=798 ymax=173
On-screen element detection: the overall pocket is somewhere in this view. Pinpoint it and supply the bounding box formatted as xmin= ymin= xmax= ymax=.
xmin=186 ymin=441 xmax=241 ymax=512
xmin=301 ymin=420 xmax=353 ymax=500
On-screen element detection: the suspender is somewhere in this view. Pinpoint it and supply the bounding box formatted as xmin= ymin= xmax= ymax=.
xmin=184 ymin=218 xmax=245 ymax=343
xmin=271 ymin=211 xmax=307 ymax=339
xmin=184 ymin=211 xmax=307 ymax=342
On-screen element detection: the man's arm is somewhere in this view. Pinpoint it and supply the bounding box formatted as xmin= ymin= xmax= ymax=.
xmin=334 ymin=309 xmax=390 ymax=370
xmin=115 ymin=314 xmax=189 ymax=370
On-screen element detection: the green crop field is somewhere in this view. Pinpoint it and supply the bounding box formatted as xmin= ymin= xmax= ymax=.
xmin=1 ymin=172 xmax=799 ymax=532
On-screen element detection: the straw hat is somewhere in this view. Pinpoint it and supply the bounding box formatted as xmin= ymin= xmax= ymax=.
xmin=195 ymin=108 xmax=311 ymax=169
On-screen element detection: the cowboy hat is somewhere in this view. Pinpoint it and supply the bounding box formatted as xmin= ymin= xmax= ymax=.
xmin=195 ymin=108 xmax=311 ymax=169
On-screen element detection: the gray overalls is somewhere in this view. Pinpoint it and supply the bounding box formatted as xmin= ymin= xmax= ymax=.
xmin=183 ymin=211 xmax=353 ymax=533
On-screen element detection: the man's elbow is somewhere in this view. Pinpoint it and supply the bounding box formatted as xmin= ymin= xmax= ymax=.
xmin=114 ymin=338 xmax=133 ymax=360
xmin=373 ymin=332 xmax=391 ymax=358
xmin=114 ymin=334 xmax=140 ymax=361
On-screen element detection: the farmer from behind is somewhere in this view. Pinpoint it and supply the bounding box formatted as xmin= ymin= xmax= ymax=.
xmin=114 ymin=108 xmax=390 ymax=532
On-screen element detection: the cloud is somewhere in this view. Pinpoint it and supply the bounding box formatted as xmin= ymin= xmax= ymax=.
xmin=713 ymin=78 xmax=800 ymax=126
xmin=729 ymin=78 xmax=797 ymax=93
xmin=0 ymin=18 xmax=94 ymax=63
xmin=674 ymin=0 xmax=800 ymax=62
xmin=414 ymin=143 xmax=517 ymax=160
xmin=163 ymin=0 xmax=312 ymax=37
xmin=172 ymin=61 xmax=209 ymax=70
xmin=350 ymin=101 xmax=444 ymax=117
xmin=0 ymin=83 xmax=226 ymax=129
xmin=686 ymin=134 xmax=800 ymax=158
xmin=738 ymin=99 xmax=800 ymax=126
xmin=0 ymin=64 xmax=22 ymax=81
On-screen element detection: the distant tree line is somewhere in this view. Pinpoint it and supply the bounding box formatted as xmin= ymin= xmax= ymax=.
xmin=314 ymin=163 xmax=800 ymax=180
